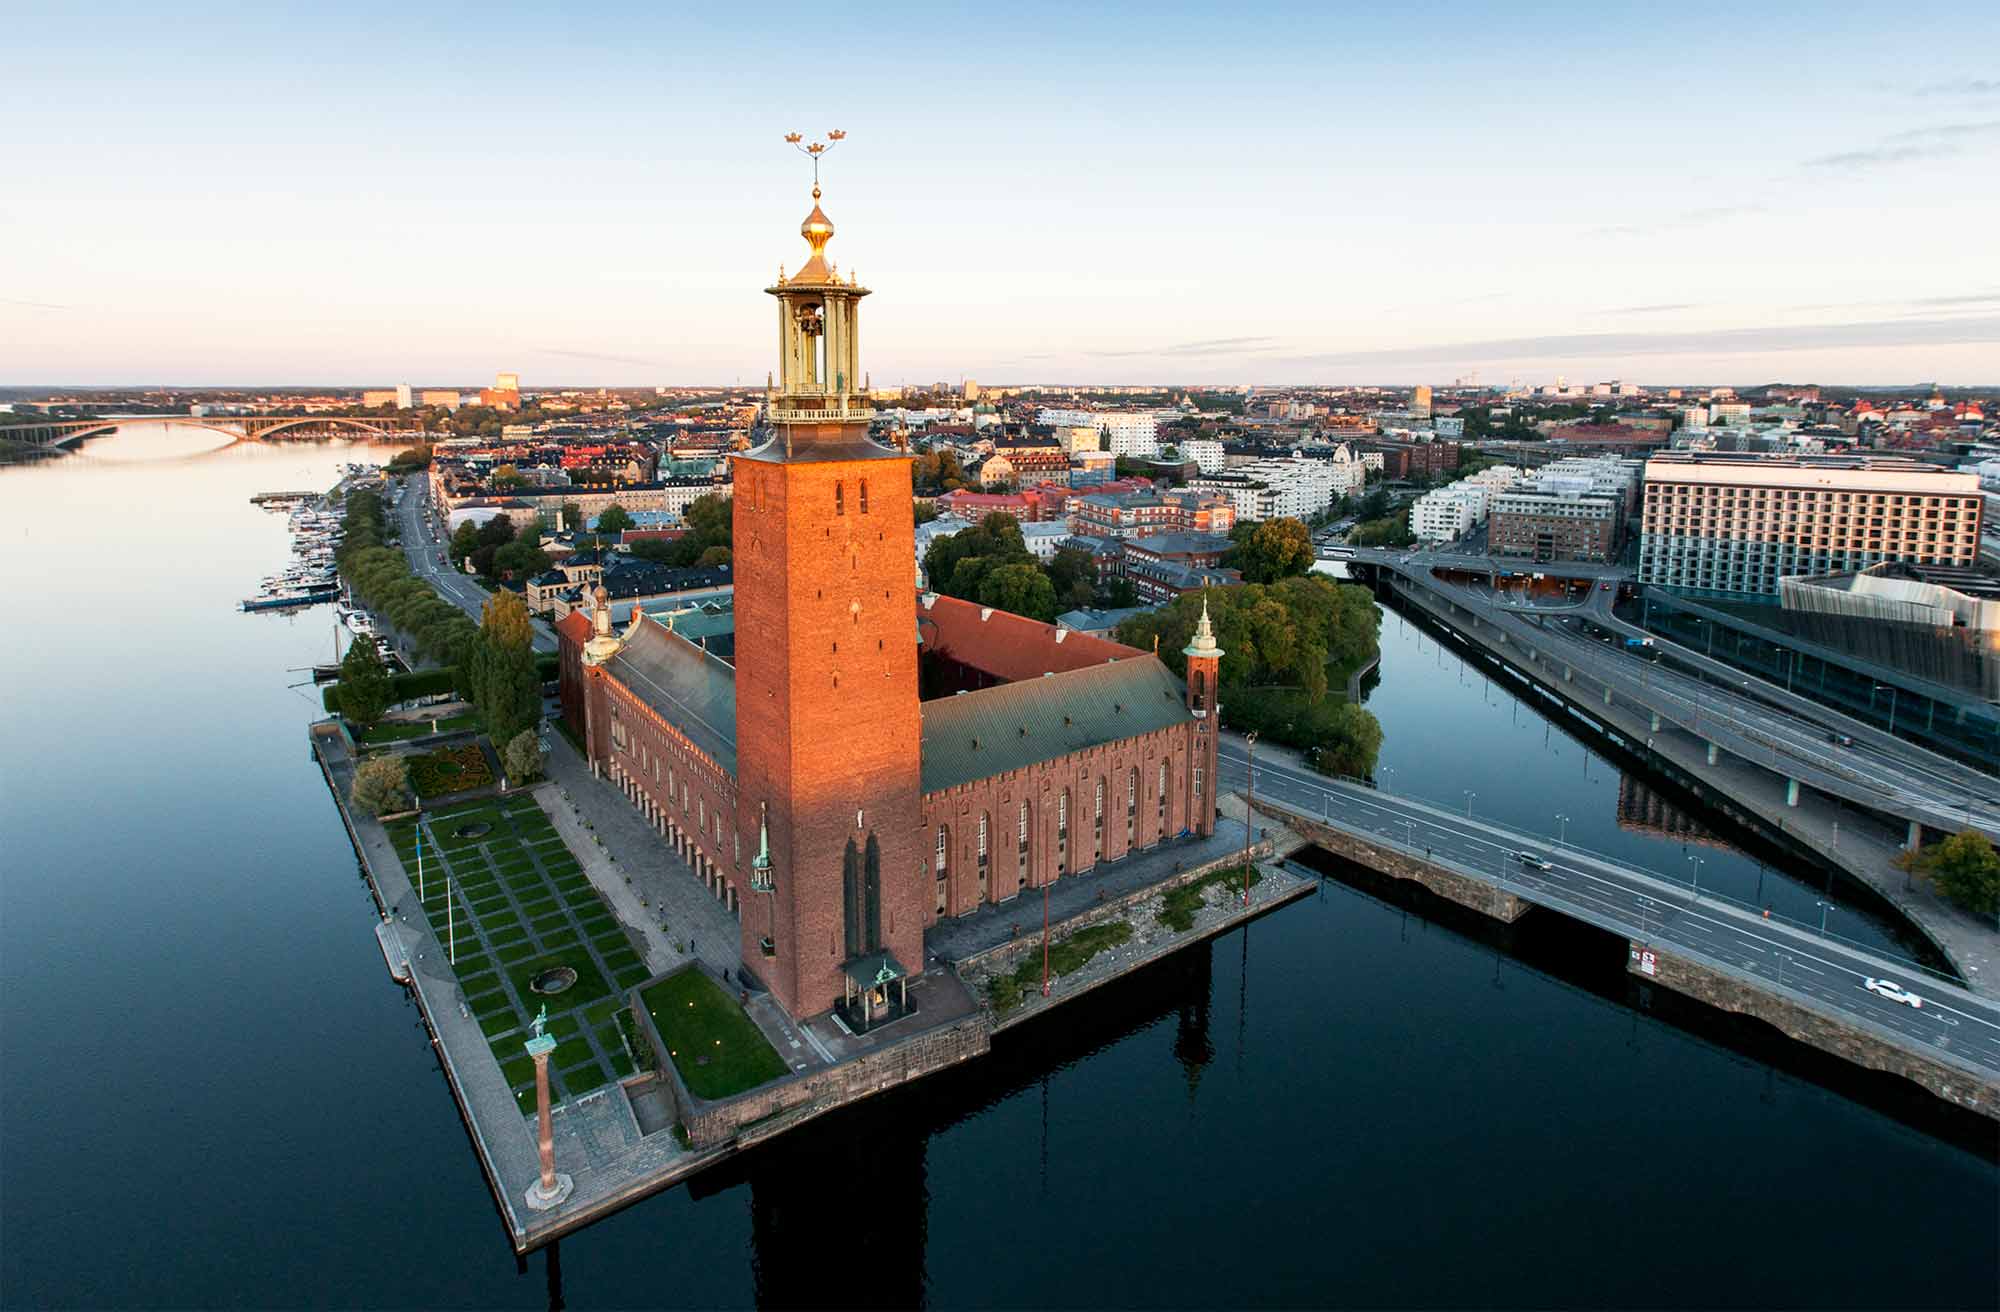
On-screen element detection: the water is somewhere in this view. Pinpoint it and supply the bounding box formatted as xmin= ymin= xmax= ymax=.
xmin=1 ymin=427 xmax=1993 ymax=1309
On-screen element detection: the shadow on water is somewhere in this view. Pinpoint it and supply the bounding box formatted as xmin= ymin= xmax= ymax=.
xmin=1291 ymin=845 xmax=2000 ymax=1161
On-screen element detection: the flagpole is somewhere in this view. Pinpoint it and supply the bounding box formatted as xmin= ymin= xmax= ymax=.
xmin=416 ymin=816 xmax=425 ymax=901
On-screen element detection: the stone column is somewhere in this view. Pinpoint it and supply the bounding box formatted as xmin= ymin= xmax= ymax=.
xmin=522 ymin=1032 xmax=573 ymax=1211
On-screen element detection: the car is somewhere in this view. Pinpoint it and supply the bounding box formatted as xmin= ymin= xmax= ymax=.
xmin=1599 ymin=582 xmax=1611 ymax=591
xmin=1514 ymin=851 xmax=1554 ymax=871
xmin=1827 ymin=731 xmax=1854 ymax=747
xmin=1862 ymin=978 xmax=1924 ymax=1008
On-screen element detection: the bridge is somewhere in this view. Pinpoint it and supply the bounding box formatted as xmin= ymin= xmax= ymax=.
xmin=4 ymin=414 xmax=427 ymax=452
xmin=1219 ymin=740 xmax=2000 ymax=1117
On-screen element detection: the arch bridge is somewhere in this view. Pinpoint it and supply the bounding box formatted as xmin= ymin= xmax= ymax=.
xmin=2 ymin=414 xmax=428 ymax=452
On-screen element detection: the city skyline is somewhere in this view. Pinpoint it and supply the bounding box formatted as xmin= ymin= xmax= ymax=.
xmin=5 ymin=1 xmax=1999 ymax=386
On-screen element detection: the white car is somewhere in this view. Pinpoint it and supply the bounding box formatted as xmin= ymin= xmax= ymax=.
xmin=1516 ymin=852 xmax=1553 ymax=871
xmin=1862 ymin=978 xmax=1924 ymax=1009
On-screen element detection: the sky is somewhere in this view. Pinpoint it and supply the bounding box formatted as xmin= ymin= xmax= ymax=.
xmin=3 ymin=1 xmax=1998 ymax=388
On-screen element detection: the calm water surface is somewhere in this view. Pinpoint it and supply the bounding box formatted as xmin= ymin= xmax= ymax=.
xmin=1 ymin=427 xmax=1993 ymax=1309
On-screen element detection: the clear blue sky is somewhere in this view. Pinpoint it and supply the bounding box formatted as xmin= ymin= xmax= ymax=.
xmin=4 ymin=1 xmax=1997 ymax=387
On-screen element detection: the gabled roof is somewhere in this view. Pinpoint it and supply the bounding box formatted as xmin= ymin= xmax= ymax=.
xmin=917 ymin=592 xmax=1140 ymax=682
xmin=920 ymin=656 xmax=1193 ymax=794
xmin=554 ymin=610 xmax=593 ymax=649
xmin=602 ymin=618 xmax=739 ymax=773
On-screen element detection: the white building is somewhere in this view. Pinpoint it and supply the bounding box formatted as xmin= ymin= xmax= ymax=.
xmin=1183 ymin=438 xmax=1225 ymax=474
xmin=1187 ymin=450 xmax=1357 ymax=522
xmin=1036 ymin=408 xmax=1163 ymax=458
xmin=1407 ymin=464 xmax=1521 ymax=541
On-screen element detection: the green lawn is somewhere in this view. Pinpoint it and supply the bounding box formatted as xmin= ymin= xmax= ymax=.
xmin=640 ymin=968 xmax=788 ymax=1101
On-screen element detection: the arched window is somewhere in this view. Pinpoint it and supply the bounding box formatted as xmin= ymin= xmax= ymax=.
xmin=1127 ymin=767 xmax=1138 ymax=842
xmin=1158 ymin=760 xmax=1169 ymax=827
xmin=1094 ymin=778 xmax=1105 ymax=839
xmin=860 ymin=479 xmax=870 ymax=514
xmin=1018 ymin=800 xmax=1030 ymax=859
xmin=935 ymin=825 xmax=949 ymax=874
xmin=977 ymin=813 xmax=989 ymax=867
xmin=835 ymin=480 xmax=845 ymax=515
xmin=1057 ymin=791 xmax=1068 ymax=845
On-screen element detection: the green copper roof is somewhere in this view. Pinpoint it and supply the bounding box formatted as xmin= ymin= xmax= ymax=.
xmin=919 ymin=657 xmax=1192 ymax=794
xmin=602 ymin=619 xmax=739 ymax=773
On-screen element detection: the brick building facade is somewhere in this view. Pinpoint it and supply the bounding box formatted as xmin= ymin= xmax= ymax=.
xmin=557 ymin=189 xmax=1221 ymax=1026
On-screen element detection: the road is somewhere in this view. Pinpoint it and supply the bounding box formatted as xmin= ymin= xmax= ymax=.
xmin=1349 ymin=546 xmax=2000 ymax=841
xmin=392 ymin=474 xmax=558 ymax=655
xmin=1218 ymin=741 xmax=2000 ymax=1080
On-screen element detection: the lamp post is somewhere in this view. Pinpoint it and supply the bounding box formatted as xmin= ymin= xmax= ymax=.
xmin=1381 ymin=764 xmax=1395 ymax=795
xmin=1241 ymin=732 xmax=1258 ymax=907
xmin=1687 ymin=852 xmax=1703 ymax=901
xmin=1463 ymin=790 xmax=1477 ymax=819
xmin=1555 ymin=813 xmax=1570 ymax=849
xmin=1816 ymin=899 xmax=1831 ymax=935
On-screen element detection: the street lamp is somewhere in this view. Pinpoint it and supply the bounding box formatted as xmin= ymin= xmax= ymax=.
xmin=1241 ymin=732 xmax=1258 ymax=908
xmin=1381 ymin=764 xmax=1395 ymax=795
xmin=1463 ymin=790 xmax=1477 ymax=818
xmin=1687 ymin=852 xmax=1703 ymax=901
xmin=1555 ymin=813 xmax=1570 ymax=848
xmin=1815 ymin=899 xmax=1831 ymax=935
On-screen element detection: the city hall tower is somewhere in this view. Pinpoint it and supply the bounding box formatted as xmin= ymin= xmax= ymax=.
xmin=732 ymin=168 xmax=926 ymax=1019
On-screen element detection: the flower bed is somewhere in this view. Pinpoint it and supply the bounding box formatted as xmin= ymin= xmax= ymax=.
xmin=407 ymin=743 xmax=495 ymax=797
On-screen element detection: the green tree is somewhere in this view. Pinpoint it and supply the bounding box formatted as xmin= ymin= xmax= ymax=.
xmin=351 ymin=754 xmax=411 ymax=817
xmin=979 ymin=561 xmax=1058 ymax=622
xmin=490 ymin=462 xmax=528 ymax=491
xmin=695 ymin=545 xmax=733 ymax=568
xmin=914 ymin=500 xmax=940 ymax=525
xmin=493 ymin=537 xmax=552 ymax=579
xmin=1898 ymin=831 xmax=2000 ymax=917
xmin=467 ymin=591 xmax=540 ymax=742
xmin=503 ymin=728 xmax=546 ymax=784
xmin=336 ymin=633 xmax=393 ymax=728
xmin=596 ymin=503 xmax=636 ymax=534
xmin=560 ymin=501 xmax=585 ymax=531
xmin=448 ymin=519 xmax=481 ymax=564
xmin=1232 ymin=518 xmax=1314 ymax=584
xmin=476 ymin=514 xmax=516 ymax=548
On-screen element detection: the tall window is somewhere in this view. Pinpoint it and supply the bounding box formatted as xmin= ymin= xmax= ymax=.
xmin=935 ymin=825 xmax=949 ymax=873
xmin=1158 ymin=760 xmax=1169 ymax=828
xmin=1127 ymin=767 xmax=1138 ymax=842
xmin=835 ymin=480 xmax=845 ymax=515
xmin=860 ymin=479 xmax=870 ymax=514
xmin=1193 ymin=766 xmax=1203 ymax=801
xmin=1094 ymin=779 xmax=1105 ymax=839
xmin=1058 ymin=792 xmax=1068 ymax=846
xmin=977 ymin=814 xmax=988 ymax=867
xmin=1018 ymin=801 xmax=1030 ymax=856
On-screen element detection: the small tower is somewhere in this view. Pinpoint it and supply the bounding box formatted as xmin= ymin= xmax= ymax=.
xmin=1182 ymin=593 xmax=1223 ymax=718
xmin=1182 ymin=594 xmax=1223 ymax=837
xmin=582 ymin=585 xmax=623 ymax=666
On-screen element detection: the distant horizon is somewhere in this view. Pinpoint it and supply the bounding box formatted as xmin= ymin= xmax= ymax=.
xmin=5 ymin=378 xmax=1997 ymax=396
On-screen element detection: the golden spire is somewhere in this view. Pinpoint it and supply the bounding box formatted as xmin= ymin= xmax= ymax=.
xmin=783 ymin=130 xmax=847 ymax=284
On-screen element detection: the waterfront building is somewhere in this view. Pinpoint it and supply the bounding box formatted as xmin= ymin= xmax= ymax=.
xmin=559 ymin=184 xmax=1220 ymax=1023
xmin=1638 ymin=453 xmax=1983 ymax=596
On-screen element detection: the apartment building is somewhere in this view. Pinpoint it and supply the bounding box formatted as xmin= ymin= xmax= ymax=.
xmin=1639 ymin=453 xmax=1984 ymax=595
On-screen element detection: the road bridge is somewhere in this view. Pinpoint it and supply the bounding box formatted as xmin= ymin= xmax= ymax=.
xmin=5 ymin=414 xmax=427 ymax=451
xmin=1348 ymin=547 xmax=2000 ymax=843
xmin=1218 ymin=741 xmax=2000 ymax=1117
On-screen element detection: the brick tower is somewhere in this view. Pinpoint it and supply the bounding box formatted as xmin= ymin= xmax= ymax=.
xmin=1182 ymin=595 xmax=1223 ymax=837
xmin=732 ymin=173 xmax=926 ymax=1020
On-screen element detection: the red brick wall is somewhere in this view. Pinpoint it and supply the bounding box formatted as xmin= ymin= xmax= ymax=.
xmin=596 ymin=675 xmax=742 ymax=903
xmin=732 ymin=434 xmax=928 ymax=1017
xmin=919 ymin=721 xmax=1211 ymax=919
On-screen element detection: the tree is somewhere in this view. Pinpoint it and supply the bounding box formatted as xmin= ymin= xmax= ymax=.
xmin=490 ymin=463 xmax=528 ymax=491
xmin=467 ymin=591 xmax=540 ymax=742
xmin=1232 ymin=518 xmax=1313 ymax=584
xmin=448 ymin=519 xmax=481 ymax=565
xmin=493 ymin=537 xmax=552 ymax=579
xmin=979 ymin=561 xmax=1058 ymax=622
xmin=477 ymin=514 xmax=516 ymax=548
xmin=596 ymin=504 xmax=636 ymax=535
xmin=914 ymin=501 xmax=940 ymax=525
xmin=503 ymin=729 xmax=545 ymax=784
xmin=1898 ymin=831 xmax=2000 ymax=917
xmin=560 ymin=501 xmax=585 ymax=532
xmin=695 ymin=545 xmax=733 ymax=568
xmin=351 ymin=754 xmax=411 ymax=817
xmin=336 ymin=633 xmax=392 ymax=728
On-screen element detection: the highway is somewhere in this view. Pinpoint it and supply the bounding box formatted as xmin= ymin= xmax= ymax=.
xmin=1217 ymin=741 xmax=2000 ymax=1081
xmin=1348 ymin=547 xmax=2000 ymax=841
xmin=392 ymin=474 xmax=558 ymax=655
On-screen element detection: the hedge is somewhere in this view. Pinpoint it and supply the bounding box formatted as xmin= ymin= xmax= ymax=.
xmin=322 ymin=653 xmax=557 ymax=713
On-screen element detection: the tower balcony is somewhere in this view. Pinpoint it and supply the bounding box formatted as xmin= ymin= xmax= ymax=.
xmin=770 ymin=396 xmax=874 ymax=424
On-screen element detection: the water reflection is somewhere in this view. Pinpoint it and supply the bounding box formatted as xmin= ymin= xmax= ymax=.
xmin=1616 ymin=772 xmax=1735 ymax=851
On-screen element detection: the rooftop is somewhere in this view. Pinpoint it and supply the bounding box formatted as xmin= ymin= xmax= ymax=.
xmin=919 ymin=656 xmax=1193 ymax=794
xmin=601 ymin=617 xmax=739 ymax=773
xmin=917 ymin=591 xmax=1141 ymax=682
